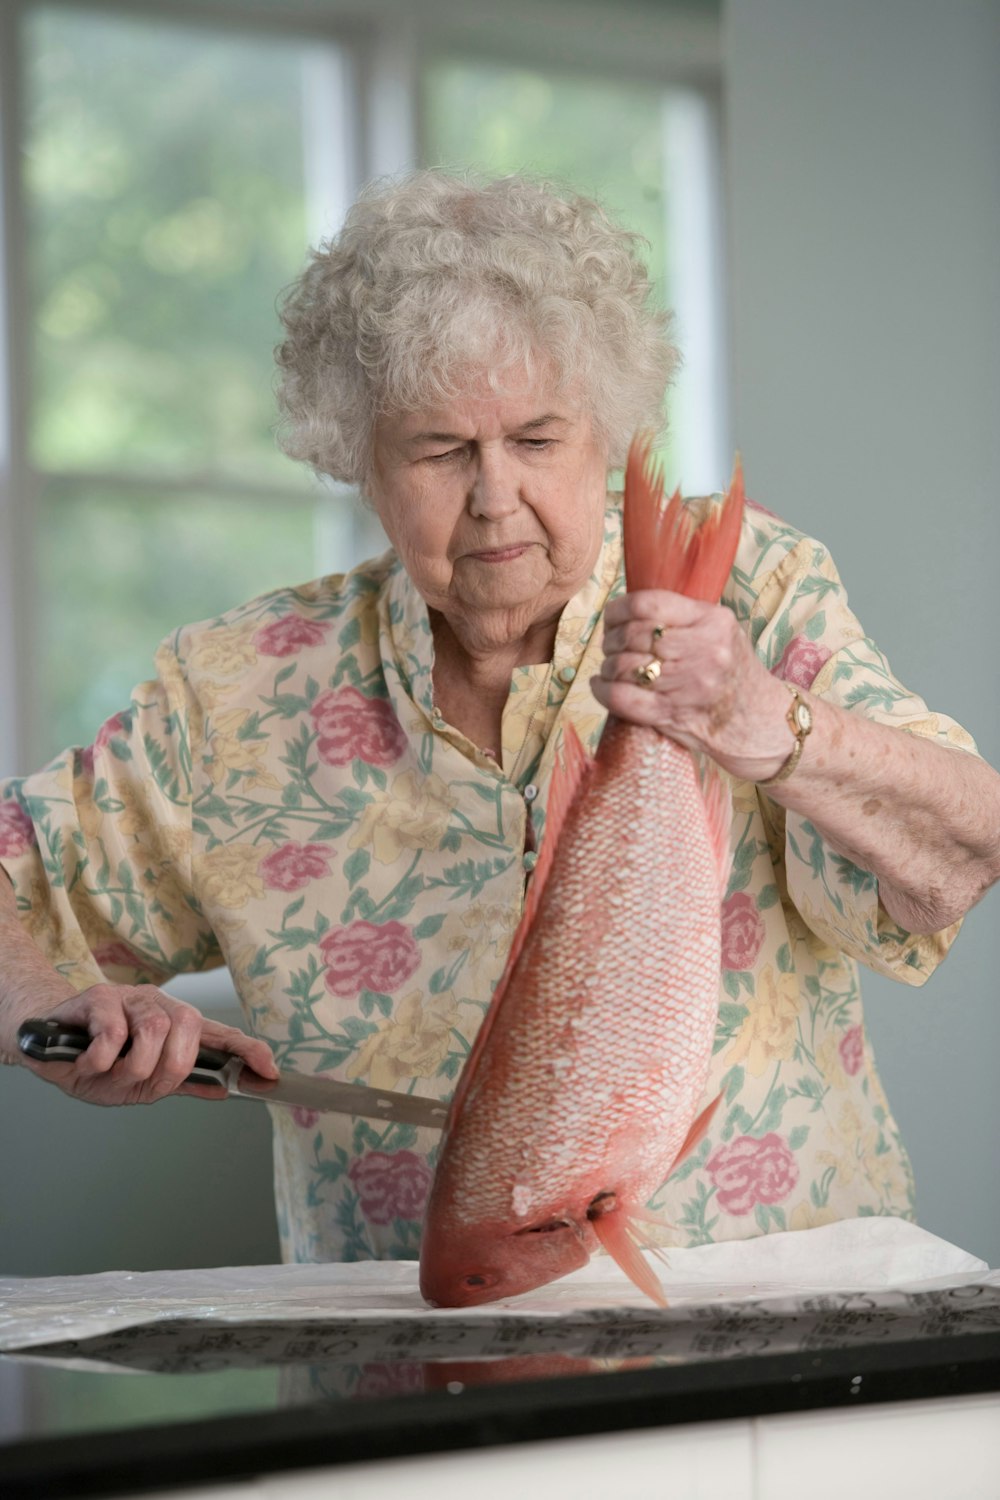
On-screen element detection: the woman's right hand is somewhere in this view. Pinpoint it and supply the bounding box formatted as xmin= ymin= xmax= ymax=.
xmin=15 ymin=984 xmax=280 ymax=1107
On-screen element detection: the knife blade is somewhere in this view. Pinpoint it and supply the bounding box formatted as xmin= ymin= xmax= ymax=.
xmin=17 ymin=1018 xmax=448 ymax=1131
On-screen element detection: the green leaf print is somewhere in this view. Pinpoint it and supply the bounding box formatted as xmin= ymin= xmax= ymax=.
xmin=723 ymin=1065 xmax=745 ymax=1104
xmin=343 ymin=849 xmax=371 ymax=887
xmin=804 ymin=611 xmax=827 ymax=641
xmin=413 ymin=913 xmax=447 ymax=938
xmin=338 ymin=617 xmax=362 ymax=650
xmin=676 ymin=1179 xmax=719 ymax=1247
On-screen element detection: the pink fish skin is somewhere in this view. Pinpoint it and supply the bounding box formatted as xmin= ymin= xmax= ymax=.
xmin=419 ymin=438 xmax=744 ymax=1309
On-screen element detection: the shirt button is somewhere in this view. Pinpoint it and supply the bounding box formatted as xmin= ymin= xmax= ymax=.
xmin=522 ymin=851 xmax=538 ymax=872
xmin=523 ymin=783 xmax=539 ymax=803
xmin=558 ymin=665 xmax=576 ymax=684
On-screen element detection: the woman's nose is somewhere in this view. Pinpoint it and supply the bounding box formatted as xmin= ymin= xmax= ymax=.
xmin=468 ymin=452 xmax=520 ymax=520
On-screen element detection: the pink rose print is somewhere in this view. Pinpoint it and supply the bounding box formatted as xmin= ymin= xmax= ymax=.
xmin=81 ymin=711 xmax=131 ymax=777
xmin=746 ymin=497 xmax=778 ymax=518
xmin=92 ymin=940 xmax=164 ymax=978
xmin=721 ymin=891 xmax=766 ymax=971
xmin=348 ymin=1149 xmax=433 ymax=1224
xmin=707 ymin=1132 xmax=799 ymax=1215
xmin=291 ymin=1107 xmax=320 ymax=1129
xmin=773 ymin=635 xmax=832 ymax=690
xmin=839 ymin=1024 xmax=864 ymax=1077
xmin=259 ymin=841 xmax=332 ymax=893
xmin=0 ymin=800 xmax=35 ymax=858
xmin=309 ymin=687 xmax=407 ymax=768
xmin=320 ymin=920 xmax=421 ymax=998
xmin=253 ymin=615 xmax=330 ymax=657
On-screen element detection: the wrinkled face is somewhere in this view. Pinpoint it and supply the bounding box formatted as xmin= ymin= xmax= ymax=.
xmin=419 ymin=1217 xmax=591 ymax=1308
xmin=366 ymin=371 xmax=609 ymax=648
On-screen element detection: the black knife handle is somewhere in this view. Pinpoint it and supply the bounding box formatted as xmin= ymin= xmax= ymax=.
xmin=16 ymin=1018 xmax=233 ymax=1088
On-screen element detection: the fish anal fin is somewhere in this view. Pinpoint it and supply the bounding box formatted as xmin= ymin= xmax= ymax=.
xmin=445 ymin=726 xmax=593 ymax=1126
xmin=590 ymin=1208 xmax=669 ymax=1308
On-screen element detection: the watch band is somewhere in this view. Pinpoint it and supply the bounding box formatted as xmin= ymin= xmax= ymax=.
xmin=760 ymin=684 xmax=813 ymax=787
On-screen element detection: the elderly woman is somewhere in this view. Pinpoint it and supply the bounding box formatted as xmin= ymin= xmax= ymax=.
xmin=1 ymin=172 xmax=998 ymax=1264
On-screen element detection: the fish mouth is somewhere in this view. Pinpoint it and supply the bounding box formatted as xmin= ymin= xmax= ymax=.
xmin=514 ymin=1216 xmax=580 ymax=1239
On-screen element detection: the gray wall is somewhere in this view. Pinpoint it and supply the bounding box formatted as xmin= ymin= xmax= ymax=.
xmin=0 ymin=974 xmax=280 ymax=1276
xmin=723 ymin=0 xmax=1000 ymax=1263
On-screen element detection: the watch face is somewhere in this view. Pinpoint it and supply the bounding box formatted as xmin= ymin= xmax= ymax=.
xmin=792 ymin=700 xmax=813 ymax=733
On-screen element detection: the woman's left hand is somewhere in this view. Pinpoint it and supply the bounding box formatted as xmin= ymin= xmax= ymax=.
xmin=592 ymin=589 xmax=796 ymax=781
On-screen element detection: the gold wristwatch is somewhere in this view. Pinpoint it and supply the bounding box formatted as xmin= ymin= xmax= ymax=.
xmin=761 ymin=684 xmax=813 ymax=786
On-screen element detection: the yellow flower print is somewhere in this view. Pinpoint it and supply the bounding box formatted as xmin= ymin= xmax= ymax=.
xmin=726 ymin=962 xmax=799 ymax=1077
xmin=815 ymin=1032 xmax=849 ymax=1091
xmin=206 ymin=709 xmax=280 ymax=790
xmin=346 ymin=990 xmax=459 ymax=1089
xmin=789 ymin=1199 xmax=836 ymax=1232
xmin=348 ymin=770 xmax=456 ymax=865
xmin=731 ymin=780 xmax=760 ymax=815
xmin=193 ymin=843 xmax=264 ymax=909
xmin=187 ymin=624 xmax=259 ymax=677
xmin=816 ymin=1099 xmax=878 ymax=1188
xmin=793 ymin=892 xmax=850 ymax=960
xmin=450 ymin=900 xmax=519 ymax=966
xmin=228 ymin=943 xmax=282 ymax=1027
xmin=116 ymin=779 xmax=157 ymax=838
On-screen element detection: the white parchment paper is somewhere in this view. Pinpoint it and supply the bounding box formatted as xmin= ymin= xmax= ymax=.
xmin=0 ymin=1218 xmax=991 ymax=1355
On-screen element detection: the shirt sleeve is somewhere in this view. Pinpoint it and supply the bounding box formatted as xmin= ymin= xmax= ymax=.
xmin=749 ymin=531 xmax=977 ymax=986
xmin=0 ymin=639 xmax=221 ymax=991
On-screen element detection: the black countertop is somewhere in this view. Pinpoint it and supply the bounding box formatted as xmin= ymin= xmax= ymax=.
xmin=3 ymin=1295 xmax=1000 ymax=1499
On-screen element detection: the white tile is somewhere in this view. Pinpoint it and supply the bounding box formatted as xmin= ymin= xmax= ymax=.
xmin=754 ymin=1393 xmax=1000 ymax=1500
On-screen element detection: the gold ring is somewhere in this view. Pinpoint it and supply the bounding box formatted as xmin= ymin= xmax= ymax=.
xmin=633 ymin=658 xmax=661 ymax=687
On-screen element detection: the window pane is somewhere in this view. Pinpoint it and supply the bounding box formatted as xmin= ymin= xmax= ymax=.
xmin=24 ymin=6 xmax=321 ymax=486
xmin=422 ymin=59 xmax=722 ymax=490
xmin=37 ymin=485 xmax=320 ymax=756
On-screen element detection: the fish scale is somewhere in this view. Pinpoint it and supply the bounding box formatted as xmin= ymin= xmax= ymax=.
xmin=420 ymin=439 xmax=744 ymax=1307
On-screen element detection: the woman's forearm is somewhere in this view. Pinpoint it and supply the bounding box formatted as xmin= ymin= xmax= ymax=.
xmin=0 ymin=871 xmax=77 ymax=1062
xmin=766 ymin=694 xmax=1000 ymax=932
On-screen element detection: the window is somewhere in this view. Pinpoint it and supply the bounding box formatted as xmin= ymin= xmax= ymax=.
xmin=0 ymin=0 xmax=723 ymax=770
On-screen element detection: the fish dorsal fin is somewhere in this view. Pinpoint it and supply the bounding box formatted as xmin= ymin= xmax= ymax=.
xmin=623 ymin=436 xmax=745 ymax=604
xmin=445 ymin=726 xmax=595 ymax=1126
xmin=589 ymin=1210 xmax=669 ymax=1308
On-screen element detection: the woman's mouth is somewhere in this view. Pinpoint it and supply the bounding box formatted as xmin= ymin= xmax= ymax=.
xmin=466 ymin=544 xmax=530 ymax=563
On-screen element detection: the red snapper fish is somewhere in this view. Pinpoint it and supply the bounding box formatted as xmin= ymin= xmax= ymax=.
xmin=419 ymin=437 xmax=744 ymax=1308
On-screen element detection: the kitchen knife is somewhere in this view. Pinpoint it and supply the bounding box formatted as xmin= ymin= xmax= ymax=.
xmin=16 ymin=1018 xmax=448 ymax=1131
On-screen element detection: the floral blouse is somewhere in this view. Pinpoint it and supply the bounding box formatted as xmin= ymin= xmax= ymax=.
xmin=0 ymin=496 xmax=977 ymax=1263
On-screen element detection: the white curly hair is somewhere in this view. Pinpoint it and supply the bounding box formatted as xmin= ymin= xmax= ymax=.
xmin=275 ymin=170 xmax=678 ymax=486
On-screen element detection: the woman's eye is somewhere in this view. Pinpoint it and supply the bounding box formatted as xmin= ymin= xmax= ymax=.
xmin=519 ymin=438 xmax=552 ymax=451
xmin=426 ymin=448 xmax=464 ymax=464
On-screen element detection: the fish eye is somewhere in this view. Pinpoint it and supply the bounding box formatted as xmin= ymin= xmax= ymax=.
xmin=461 ymin=1272 xmax=498 ymax=1290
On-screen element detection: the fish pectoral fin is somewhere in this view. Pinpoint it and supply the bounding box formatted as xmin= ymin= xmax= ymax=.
xmin=589 ymin=1208 xmax=668 ymax=1308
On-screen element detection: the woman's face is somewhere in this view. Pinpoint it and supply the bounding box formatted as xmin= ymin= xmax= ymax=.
xmin=367 ymin=371 xmax=609 ymax=654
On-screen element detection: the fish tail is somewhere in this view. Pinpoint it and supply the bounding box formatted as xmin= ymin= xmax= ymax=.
xmin=623 ymin=435 xmax=745 ymax=604
xmin=589 ymin=1208 xmax=669 ymax=1308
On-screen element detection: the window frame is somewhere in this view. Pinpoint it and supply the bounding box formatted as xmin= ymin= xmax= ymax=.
xmin=0 ymin=0 xmax=724 ymax=773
